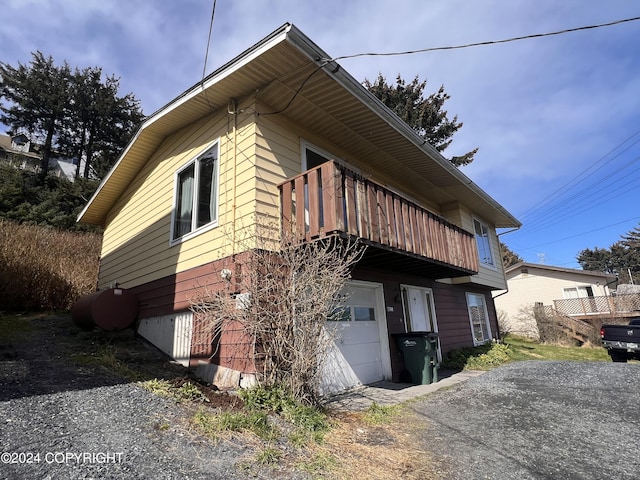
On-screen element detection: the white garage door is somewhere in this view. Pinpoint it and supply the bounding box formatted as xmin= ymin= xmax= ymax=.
xmin=322 ymin=282 xmax=391 ymax=394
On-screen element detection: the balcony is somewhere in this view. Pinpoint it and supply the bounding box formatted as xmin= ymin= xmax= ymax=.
xmin=278 ymin=161 xmax=479 ymax=278
xmin=554 ymin=294 xmax=640 ymax=317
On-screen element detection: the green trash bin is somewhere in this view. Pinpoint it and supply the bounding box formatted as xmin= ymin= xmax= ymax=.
xmin=394 ymin=332 xmax=439 ymax=384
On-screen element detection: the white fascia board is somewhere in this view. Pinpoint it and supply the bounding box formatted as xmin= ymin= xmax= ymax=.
xmin=286 ymin=25 xmax=520 ymax=228
xmin=78 ymin=24 xmax=294 ymax=224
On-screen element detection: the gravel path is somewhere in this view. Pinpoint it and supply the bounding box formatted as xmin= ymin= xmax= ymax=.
xmin=4 ymin=315 xmax=636 ymax=479
xmin=409 ymin=360 xmax=640 ymax=480
xmin=0 ymin=315 xmax=298 ymax=479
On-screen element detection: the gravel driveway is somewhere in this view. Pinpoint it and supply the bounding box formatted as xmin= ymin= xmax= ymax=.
xmin=410 ymin=361 xmax=640 ymax=480
xmin=0 ymin=315 xmax=299 ymax=480
xmin=3 ymin=315 xmax=639 ymax=479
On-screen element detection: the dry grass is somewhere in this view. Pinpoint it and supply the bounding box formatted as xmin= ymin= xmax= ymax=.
xmin=0 ymin=220 xmax=101 ymax=311
xmin=300 ymin=410 xmax=443 ymax=479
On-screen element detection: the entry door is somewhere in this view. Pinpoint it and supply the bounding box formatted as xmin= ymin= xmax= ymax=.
xmin=402 ymin=286 xmax=441 ymax=361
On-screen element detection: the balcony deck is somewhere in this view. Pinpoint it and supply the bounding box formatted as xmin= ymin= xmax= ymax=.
xmin=278 ymin=161 xmax=479 ymax=278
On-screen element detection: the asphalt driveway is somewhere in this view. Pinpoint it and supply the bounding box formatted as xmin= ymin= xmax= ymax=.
xmin=409 ymin=361 xmax=640 ymax=479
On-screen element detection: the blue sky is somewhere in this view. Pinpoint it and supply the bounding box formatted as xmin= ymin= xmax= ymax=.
xmin=2 ymin=0 xmax=639 ymax=269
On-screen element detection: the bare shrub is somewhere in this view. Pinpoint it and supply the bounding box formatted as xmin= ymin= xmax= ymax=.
xmin=190 ymin=220 xmax=365 ymax=406
xmin=498 ymin=307 xmax=540 ymax=339
xmin=0 ymin=219 xmax=101 ymax=311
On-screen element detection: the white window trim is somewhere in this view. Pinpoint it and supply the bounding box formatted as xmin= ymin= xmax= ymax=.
xmin=400 ymin=284 xmax=442 ymax=363
xmin=169 ymin=140 xmax=220 ymax=246
xmin=300 ymin=139 xmax=361 ymax=174
xmin=466 ymin=292 xmax=492 ymax=346
xmin=472 ymin=216 xmax=497 ymax=270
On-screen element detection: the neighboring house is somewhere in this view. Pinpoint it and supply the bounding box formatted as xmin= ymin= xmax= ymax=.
xmin=494 ymin=262 xmax=617 ymax=338
xmin=49 ymin=157 xmax=78 ymax=181
xmin=0 ymin=133 xmax=41 ymax=171
xmin=77 ymin=24 xmax=520 ymax=392
xmin=1 ymin=133 xmax=83 ymax=180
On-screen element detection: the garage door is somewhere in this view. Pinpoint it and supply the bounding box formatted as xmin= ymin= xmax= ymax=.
xmin=322 ymin=282 xmax=390 ymax=393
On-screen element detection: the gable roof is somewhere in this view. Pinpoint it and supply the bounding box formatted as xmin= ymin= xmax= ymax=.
xmin=505 ymin=262 xmax=617 ymax=281
xmin=78 ymin=23 xmax=521 ymax=229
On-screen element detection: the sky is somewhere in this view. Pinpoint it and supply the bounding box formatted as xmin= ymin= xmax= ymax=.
xmin=1 ymin=0 xmax=639 ymax=270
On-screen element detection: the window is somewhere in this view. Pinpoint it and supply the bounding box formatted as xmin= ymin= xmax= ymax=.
xmin=466 ymin=292 xmax=492 ymax=345
xmin=473 ymin=218 xmax=495 ymax=267
xmin=172 ymin=143 xmax=219 ymax=241
xmin=328 ymin=305 xmax=376 ymax=322
xmin=563 ymin=286 xmax=594 ymax=299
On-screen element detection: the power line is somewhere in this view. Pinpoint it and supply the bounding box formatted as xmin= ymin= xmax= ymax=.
xmin=202 ymin=0 xmax=217 ymax=80
xmin=518 ymin=129 xmax=640 ymax=223
xmin=517 ymin=215 xmax=640 ymax=250
xmin=329 ymin=16 xmax=640 ymax=62
xmin=267 ymin=16 xmax=640 ymax=116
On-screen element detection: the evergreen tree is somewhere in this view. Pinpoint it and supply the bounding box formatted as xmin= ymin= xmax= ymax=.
xmin=364 ymin=74 xmax=478 ymax=166
xmin=500 ymin=242 xmax=524 ymax=268
xmin=58 ymin=66 xmax=143 ymax=179
xmin=1 ymin=52 xmax=143 ymax=182
xmin=0 ymin=52 xmax=71 ymax=181
xmin=577 ymin=223 xmax=640 ymax=284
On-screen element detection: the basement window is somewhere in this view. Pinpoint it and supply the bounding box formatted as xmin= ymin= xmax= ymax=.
xmin=171 ymin=142 xmax=219 ymax=242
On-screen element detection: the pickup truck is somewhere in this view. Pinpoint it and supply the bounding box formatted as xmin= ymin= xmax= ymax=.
xmin=600 ymin=318 xmax=640 ymax=362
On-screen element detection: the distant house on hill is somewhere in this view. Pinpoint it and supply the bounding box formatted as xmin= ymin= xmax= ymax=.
xmin=0 ymin=133 xmax=41 ymax=171
xmin=1 ymin=133 xmax=82 ymax=181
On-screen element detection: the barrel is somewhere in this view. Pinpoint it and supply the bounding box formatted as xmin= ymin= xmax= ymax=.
xmin=71 ymin=288 xmax=138 ymax=331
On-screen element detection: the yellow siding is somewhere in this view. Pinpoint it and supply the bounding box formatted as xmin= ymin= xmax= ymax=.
xmin=98 ymin=94 xmax=508 ymax=292
xmin=99 ymin=103 xmax=259 ymax=290
xmin=448 ymin=205 xmax=508 ymax=290
xmin=494 ymin=267 xmax=612 ymax=336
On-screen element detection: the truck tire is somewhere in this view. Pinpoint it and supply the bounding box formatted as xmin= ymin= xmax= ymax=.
xmin=610 ymin=351 xmax=628 ymax=363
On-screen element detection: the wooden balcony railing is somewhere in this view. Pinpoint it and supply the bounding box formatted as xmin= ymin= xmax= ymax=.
xmin=278 ymin=161 xmax=479 ymax=274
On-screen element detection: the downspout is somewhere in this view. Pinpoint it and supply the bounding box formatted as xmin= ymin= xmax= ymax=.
xmin=228 ymin=98 xmax=238 ymax=251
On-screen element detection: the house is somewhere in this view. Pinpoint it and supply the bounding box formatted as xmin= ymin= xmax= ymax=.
xmin=77 ymin=24 xmax=520 ymax=392
xmin=494 ymin=262 xmax=617 ymax=338
xmin=0 ymin=133 xmax=41 ymax=171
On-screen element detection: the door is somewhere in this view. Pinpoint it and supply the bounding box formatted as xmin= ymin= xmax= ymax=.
xmin=401 ymin=285 xmax=441 ymax=362
xmin=321 ymin=281 xmax=391 ymax=393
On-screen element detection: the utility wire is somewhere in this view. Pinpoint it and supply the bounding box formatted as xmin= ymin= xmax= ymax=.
xmin=329 ymin=16 xmax=640 ymax=62
xmin=202 ymin=0 xmax=217 ymax=80
xmin=266 ymin=15 xmax=640 ymax=117
xmin=517 ymin=215 xmax=640 ymax=250
xmin=518 ymin=128 xmax=640 ymax=223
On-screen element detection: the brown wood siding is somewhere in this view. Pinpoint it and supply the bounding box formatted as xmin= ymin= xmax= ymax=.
xmin=352 ymin=265 xmax=499 ymax=381
xmin=130 ymin=252 xmax=256 ymax=374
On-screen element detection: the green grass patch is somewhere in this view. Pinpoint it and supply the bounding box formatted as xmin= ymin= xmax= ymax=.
xmin=256 ymin=446 xmax=283 ymax=465
xmin=296 ymin=451 xmax=338 ymax=477
xmin=192 ymin=409 xmax=278 ymax=441
xmin=505 ymin=335 xmax=610 ymax=362
xmin=361 ymin=402 xmax=401 ymax=426
xmin=70 ymin=344 xmax=144 ymax=381
xmin=0 ymin=314 xmax=34 ymax=339
xmin=442 ymin=336 xmax=610 ymax=371
xmin=442 ymin=341 xmax=514 ymax=370
xmin=239 ymin=384 xmax=329 ymax=443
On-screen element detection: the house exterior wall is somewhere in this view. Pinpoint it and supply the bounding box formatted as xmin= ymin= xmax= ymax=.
xmin=442 ymin=203 xmax=507 ymax=290
xmin=494 ymin=265 xmax=611 ymax=337
xmin=94 ymin=95 xmax=508 ymax=386
xmin=352 ymin=265 xmax=499 ymax=382
xmin=98 ymin=102 xmax=259 ymax=291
